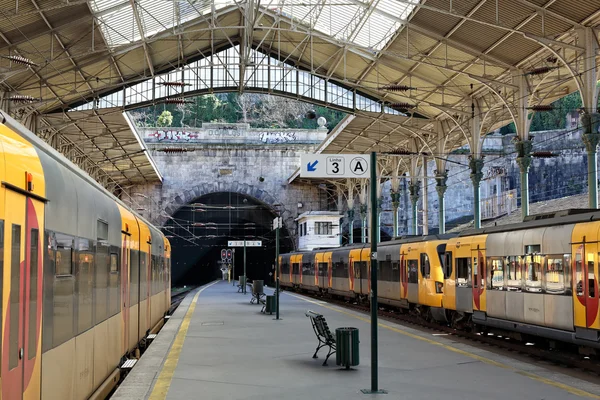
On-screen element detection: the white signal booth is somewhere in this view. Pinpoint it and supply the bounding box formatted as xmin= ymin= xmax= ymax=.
xmin=295 ymin=211 xmax=342 ymax=251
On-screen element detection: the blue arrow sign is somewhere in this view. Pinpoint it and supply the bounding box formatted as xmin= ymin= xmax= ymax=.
xmin=307 ymin=160 xmax=319 ymax=171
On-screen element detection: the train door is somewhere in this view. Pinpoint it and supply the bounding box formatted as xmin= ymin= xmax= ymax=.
xmin=472 ymin=248 xmax=486 ymax=312
xmin=3 ymin=190 xmax=44 ymax=400
xmin=574 ymin=243 xmax=600 ymax=329
xmin=121 ymin=230 xmax=131 ymax=354
xmin=400 ymin=251 xmax=407 ymax=299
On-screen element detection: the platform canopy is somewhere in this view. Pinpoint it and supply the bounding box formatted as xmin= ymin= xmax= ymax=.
xmin=0 ymin=0 xmax=599 ymax=188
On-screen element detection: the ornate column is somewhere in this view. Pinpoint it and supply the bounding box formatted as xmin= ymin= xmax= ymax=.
xmin=390 ymin=191 xmax=401 ymax=238
xmin=434 ymin=171 xmax=448 ymax=234
xmin=515 ymin=139 xmax=533 ymax=218
xmin=469 ymin=157 xmax=484 ymax=229
xmin=409 ymin=182 xmax=420 ymax=235
xmin=347 ymin=209 xmax=355 ymax=244
xmin=360 ymin=204 xmax=368 ymax=243
xmin=582 ymin=113 xmax=600 ymax=208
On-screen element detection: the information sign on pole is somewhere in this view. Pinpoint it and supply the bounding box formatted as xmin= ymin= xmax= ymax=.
xmin=228 ymin=240 xmax=262 ymax=247
xmin=300 ymin=154 xmax=370 ymax=178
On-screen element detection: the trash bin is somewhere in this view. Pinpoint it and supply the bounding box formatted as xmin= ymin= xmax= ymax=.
xmin=265 ymin=295 xmax=276 ymax=314
xmin=252 ymin=280 xmax=264 ymax=295
xmin=336 ymin=327 xmax=359 ymax=369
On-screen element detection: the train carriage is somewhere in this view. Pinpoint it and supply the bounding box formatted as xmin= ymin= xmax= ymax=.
xmin=0 ymin=111 xmax=171 ymax=400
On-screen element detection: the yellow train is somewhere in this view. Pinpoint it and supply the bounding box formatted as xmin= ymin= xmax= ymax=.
xmin=0 ymin=111 xmax=171 ymax=400
xmin=280 ymin=209 xmax=600 ymax=351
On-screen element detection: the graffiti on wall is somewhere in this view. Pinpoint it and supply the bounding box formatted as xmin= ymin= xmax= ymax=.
xmin=259 ymin=131 xmax=297 ymax=143
xmin=148 ymin=130 xmax=198 ymax=141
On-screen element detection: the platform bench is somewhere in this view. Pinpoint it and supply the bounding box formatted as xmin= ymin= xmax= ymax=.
xmin=305 ymin=310 xmax=336 ymax=366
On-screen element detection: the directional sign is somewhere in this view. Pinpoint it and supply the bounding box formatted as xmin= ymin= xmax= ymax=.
xmin=228 ymin=240 xmax=262 ymax=247
xmin=300 ymin=154 xmax=370 ymax=178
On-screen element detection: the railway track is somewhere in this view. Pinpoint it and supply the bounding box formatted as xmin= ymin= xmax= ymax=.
xmin=293 ymin=289 xmax=600 ymax=378
xmin=169 ymin=286 xmax=196 ymax=314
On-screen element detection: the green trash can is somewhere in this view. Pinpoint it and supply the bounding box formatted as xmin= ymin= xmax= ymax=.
xmin=265 ymin=295 xmax=276 ymax=314
xmin=335 ymin=327 xmax=359 ymax=369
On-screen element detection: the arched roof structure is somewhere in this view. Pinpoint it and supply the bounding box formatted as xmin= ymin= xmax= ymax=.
xmin=0 ymin=0 xmax=599 ymax=189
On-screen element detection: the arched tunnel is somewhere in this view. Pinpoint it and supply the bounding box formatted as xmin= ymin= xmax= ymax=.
xmin=163 ymin=192 xmax=294 ymax=287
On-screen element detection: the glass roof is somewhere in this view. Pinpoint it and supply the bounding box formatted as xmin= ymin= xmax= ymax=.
xmin=90 ymin=0 xmax=415 ymax=51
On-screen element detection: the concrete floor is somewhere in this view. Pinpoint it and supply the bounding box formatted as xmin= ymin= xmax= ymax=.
xmin=113 ymin=281 xmax=600 ymax=400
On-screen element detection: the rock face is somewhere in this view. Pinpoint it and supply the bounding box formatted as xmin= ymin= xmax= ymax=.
xmin=122 ymin=124 xmax=329 ymax=248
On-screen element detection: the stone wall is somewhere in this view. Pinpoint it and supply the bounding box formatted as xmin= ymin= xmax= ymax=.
xmin=121 ymin=140 xmax=327 ymax=249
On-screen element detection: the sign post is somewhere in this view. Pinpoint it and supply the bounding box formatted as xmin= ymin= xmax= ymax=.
xmin=232 ymin=249 xmax=236 ymax=286
xmin=300 ymin=151 xmax=382 ymax=394
xmin=273 ymin=217 xmax=282 ymax=320
xmin=228 ymin=241 xmax=262 ymax=295
xmin=300 ymin=154 xmax=370 ymax=179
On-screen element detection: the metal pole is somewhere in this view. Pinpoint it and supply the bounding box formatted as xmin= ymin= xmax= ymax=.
xmin=362 ymin=152 xmax=385 ymax=394
xmin=232 ymin=249 xmax=235 ymax=286
xmin=243 ymin=240 xmax=247 ymax=294
xmin=275 ymin=223 xmax=280 ymax=320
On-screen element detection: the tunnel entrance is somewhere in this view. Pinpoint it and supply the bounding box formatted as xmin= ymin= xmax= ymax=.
xmin=163 ymin=192 xmax=294 ymax=287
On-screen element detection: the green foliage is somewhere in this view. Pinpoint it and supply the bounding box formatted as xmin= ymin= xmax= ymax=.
xmin=156 ymin=110 xmax=173 ymax=127
xmin=132 ymin=93 xmax=347 ymax=131
xmin=529 ymin=91 xmax=582 ymax=132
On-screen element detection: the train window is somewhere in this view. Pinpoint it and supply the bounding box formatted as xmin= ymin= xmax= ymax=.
xmin=318 ymin=262 xmax=328 ymax=276
xmin=28 ymin=229 xmax=39 ymax=360
xmin=302 ymin=262 xmax=312 ymax=275
xmin=420 ymin=253 xmax=430 ymax=278
xmin=456 ymin=257 xmax=470 ymax=287
xmin=9 ymin=224 xmax=21 ymax=370
xmin=575 ymin=251 xmax=583 ymax=296
xmin=545 ymin=255 xmax=565 ymax=294
xmin=442 ymin=252 xmax=453 ymax=279
xmin=525 ymin=255 xmax=543 ymax=292
xmin=379 ymin=260 xmax=392 ymax=281
xmin=408 ymin=260 xmax=418 ymax=283
xmin=506 ymin=256 xmax=523 ymax=291
xmin=487 ymin=258 xmax=504 ymax=290
xmin=97 ymin=220 xmax=108 ymax=241
xmin=292 ymin=263 xmax=300 ymax=275
xmin=392 ymin=262 xmax=400 ymax=282
xmin=56 ymin=246 xmax=72 ymax=275
xmin=588 ymin=256 xmax=595 ymax=298
xmin=110 ymin=253 xmax=118 ymax=273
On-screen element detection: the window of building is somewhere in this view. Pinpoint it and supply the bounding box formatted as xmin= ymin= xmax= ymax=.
xmin=315 ymin=222 xmax=332 ymax=235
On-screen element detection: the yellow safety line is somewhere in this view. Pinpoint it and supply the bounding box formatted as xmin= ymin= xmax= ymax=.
xmin=148 ymin=281 xmax=219 ymax=400
xmin=286 ymin=292 xmax=600 ymax=399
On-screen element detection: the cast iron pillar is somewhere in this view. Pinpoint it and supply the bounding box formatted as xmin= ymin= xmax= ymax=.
xmin=469 ymin=157 xmax=484 ymax=229
xmin=435 ymin=171 xmax=448 ymax=234
xmin=360 ymin=204 xmax=368 ymax=243
xmin=582 ymin=113 xmax=600 ymax=209
xmin=377 ymin=198 xmax=382 ymax=243
xmin=515 ymin=139 xmax=533 ymax=219
xmin=390 ymin=191 xmax=401 ymax=238
xmin=347 ymin=209 xmax=355 ymax=244
xmin=409 ymin=183 xmax=420 ymax=235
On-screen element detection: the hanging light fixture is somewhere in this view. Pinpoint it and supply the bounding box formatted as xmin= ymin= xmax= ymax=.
xmin=378 ymin=84 xmax=416 ymax=92
xmin=1 ymin=55 xmax=38 ymax=67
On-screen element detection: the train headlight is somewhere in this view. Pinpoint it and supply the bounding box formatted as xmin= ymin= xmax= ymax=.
xmin=435 ymin=281 xmax=444 ymax=293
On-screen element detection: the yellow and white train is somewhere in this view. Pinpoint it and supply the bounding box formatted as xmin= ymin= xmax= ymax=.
xmin=0 ymin=111 xmax=171 ymax=400
xmin=281 ymin=209 xmax=600 ymax=351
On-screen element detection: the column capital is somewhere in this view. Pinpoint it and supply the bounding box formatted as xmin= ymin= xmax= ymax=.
xmin=469 ymin=157 xmax=484 ymax=187
xmin=408 ymin=183 xmax=420 ymax=205
xmin=515 ymin=138 xmax=533 ymax=172
xmin=390 ymin=190 xmax=401 ymax=206
xmin=359 ymin=204 xmax=368 ymax=215
xmin=347 ymin=209 xmax=355 ymax=220
xmin=582 ymin=132 xmax=600 ymax=153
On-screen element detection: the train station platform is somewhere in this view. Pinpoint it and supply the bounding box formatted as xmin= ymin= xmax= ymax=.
xmin=112 ymin=281 xmax=600 ymax=400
